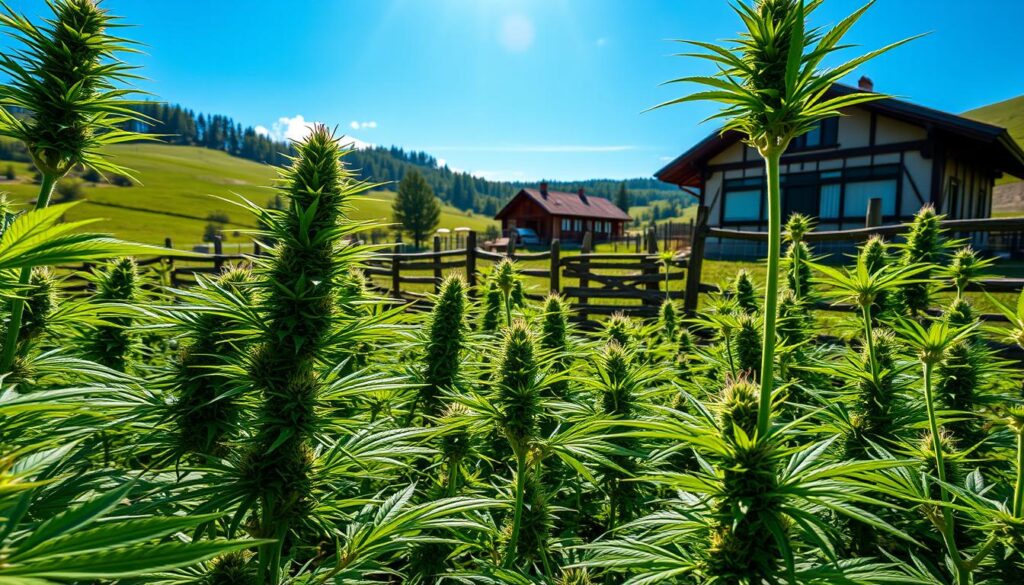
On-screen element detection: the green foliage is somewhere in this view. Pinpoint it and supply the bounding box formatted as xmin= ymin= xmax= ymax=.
xmin=393 ymin=169 xmax=441 ymax=248
xmin=659 ymin=298 xmax=680 ymax=343
xmin=897 ymin=205 xmax=947 ymax=315
xmin=0 ymin=0 xmax=148 ymax=178
xmin=239 ymin=126 xmax=371 ymax=578
xmin=730 ymin=269 xmax=759 ymax=315
xmin=171 ymin=267 xmax=256 ymax=457
xmin=82 ymin=257 xmax=140 ymax=372
xmin=419 ymin=274 xmax=467 ymax=416
xmin=734 ymin=312 xmax=762 ymax=377
xmin=604 ymin=312 xmax=633 ymax=347
xmin=481 ymin=279 xmax=503 ymax=332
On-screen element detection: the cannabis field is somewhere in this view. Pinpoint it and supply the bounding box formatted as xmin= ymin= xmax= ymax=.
xmin=1 ymin=1 xmax=1024 ymax=585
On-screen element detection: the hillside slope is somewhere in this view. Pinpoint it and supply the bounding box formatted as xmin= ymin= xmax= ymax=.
xmin=964 ymin=94 xmax=1024 ymax=148
xmin=0 ymin=144 xmax=496 ymax=247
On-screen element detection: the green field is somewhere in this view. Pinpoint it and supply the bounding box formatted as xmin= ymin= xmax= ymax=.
xmin=964 ymin=94 xmax=1024 ymax=185
xmin=0 ymin=144 xmax=496 ymax=248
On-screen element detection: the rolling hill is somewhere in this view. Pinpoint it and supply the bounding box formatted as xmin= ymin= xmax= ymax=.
xmin=964 ymin=94 xmax=1024 ymax=149
xmin=964 ymin=94 xmax=1024 ymax=214
xmin=0 ymin=144 xmax=497 ymax=248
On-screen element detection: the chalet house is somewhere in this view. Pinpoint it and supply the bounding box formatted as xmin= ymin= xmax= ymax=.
xmin=494 ymin=183 xmax=631 ymax=244
xmin=656 ymin=78 xmax=1024 ymax=257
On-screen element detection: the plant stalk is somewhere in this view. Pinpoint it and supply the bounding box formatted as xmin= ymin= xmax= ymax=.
xmin=0 ymin=172 xmax=57 ymax=372
xmin=503 ymin=449 xmax=528 ymax=568
xmin=922 ymin=361 xmax=967 ymax=584
xmin=757 ymin=150 xmax=782 ymax=437
xmin=1014 ymin=429 xmax=1024 ymax=518
xmin=861 ymin=304 xmax=881 ymax=392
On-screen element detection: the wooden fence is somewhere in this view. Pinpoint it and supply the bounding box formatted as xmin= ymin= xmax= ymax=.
xmin=55 ymin=198 xmax=1024 ymax=329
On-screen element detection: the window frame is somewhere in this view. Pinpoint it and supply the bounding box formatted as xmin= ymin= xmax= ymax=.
xmin=720 ymin=163 xmax=903 ymax=227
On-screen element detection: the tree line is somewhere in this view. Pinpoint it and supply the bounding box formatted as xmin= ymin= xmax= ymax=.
xmin=1 ymin=101 xmax=693 ymax=217
xmin=122 ymin=103 xmax=690 ymax=214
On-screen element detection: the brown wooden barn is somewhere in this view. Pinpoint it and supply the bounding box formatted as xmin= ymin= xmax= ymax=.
xmin=494 ymin=183 xmax=631 ymax=244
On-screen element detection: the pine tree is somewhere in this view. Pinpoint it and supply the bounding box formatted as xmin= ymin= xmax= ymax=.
xmin=615 ymin=181 xmax=630 ymax=213
xmin=392 ymin=169 xmax=441 ymax=249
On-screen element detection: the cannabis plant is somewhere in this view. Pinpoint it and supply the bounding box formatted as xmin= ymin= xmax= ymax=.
xmin=81 ymin=257 xmax=140 ymax=372
xmin=658 ymin=0 xmax=917 ymax=436
xmin=896 ymin=205 xmax=948 ymax=316
xmin=418 ymin=274 xmax=468 ymax=417
xmin=168 ymin=266 xmax=256 ymax=458
xmin=784 ymin=213 xmax=815 ymax=299
xmin=238 ymin=126 xmax=373 ymax=583
xmin=0 ymin=0 xmax=149 ymax=371
xmin=730 ymin=269 xmax=759 ymax=315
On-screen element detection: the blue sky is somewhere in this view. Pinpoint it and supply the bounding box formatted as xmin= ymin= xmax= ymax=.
xmin=7 ymin=0 xmax=1024 ymax=181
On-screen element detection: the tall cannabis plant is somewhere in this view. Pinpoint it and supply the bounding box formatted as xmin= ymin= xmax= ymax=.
xmin=418 ymin=274 xmax=468 ymax=417
xmin=239 ymin=126 xmax=368 ymax=584
xmin=0 ymin=0 xmax=148 ymax=371
xmin=658 ymin=0 xmax=917 ymax=436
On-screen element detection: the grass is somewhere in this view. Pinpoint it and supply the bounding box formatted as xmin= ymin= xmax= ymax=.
xmin=964 ymin=94 xmax=1024 ymax=185
xmin=0 ymin=144 xmax=497 ymax=246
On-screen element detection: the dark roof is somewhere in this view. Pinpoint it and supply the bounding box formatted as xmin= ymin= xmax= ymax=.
xmin=494 ymin=188 xmax=632 ymax=221
xmin=656 ymin=83 xmax=1024 ymax=186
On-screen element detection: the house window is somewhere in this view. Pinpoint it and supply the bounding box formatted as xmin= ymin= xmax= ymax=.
xmin=574 ymin=219 xmax=582 ymax=232
xmin=844 ymin=179 xmax=897 ymax=217
xmin=819 ymin=183 xmax=841 ymax=219
xmin=723 ymin=189 xmax=762 ymax=222
xmin=789 ymin=117 xmax=839 ymax=152
xmin=561 ymin=218 xmax=571 ymax=232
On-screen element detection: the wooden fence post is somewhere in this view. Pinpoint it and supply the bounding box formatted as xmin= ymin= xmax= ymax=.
xmin=644 ymin=226 xmax=660 ymax=306
xmin=213 ymin=236 xmax=224 ymax=272
xmin=164 ymin=237 xmax=176 ymax=287
xmin=578 ymin=231 xmax=592 ymax=322
xmin=466 ymin=231 xmax=478 ymax=296
xmin=391 ymin=242 xmax=402 ymax=300
xmin=683 ymin=206 xmax=709 ymax=316
xmin=866 ymin=197 xmax=883 ymax=228
xmin=506 ymin=229 xmax=517 ymax=258
xmin=433 ymin=235 xmax=442 ymax=293
xmin=549 ymin=239 xmax=560 ymax=293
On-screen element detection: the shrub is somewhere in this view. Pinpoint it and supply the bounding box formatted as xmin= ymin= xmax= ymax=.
xmin=53 ymin=177 xmax=85 ymax=202
xmin=3 ymin=164 xmax=14 ymax=180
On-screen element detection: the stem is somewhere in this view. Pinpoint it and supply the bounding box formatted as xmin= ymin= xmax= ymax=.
xmin=445 ymin=458 xmax=460 ymax=497
xmin=1014 ymin=429 xmax=1024 ymax=518
xmin=723 ymin=330 xmax=737 ymax=378
xmin=923 ymin=361 xmax=967 ymax=584
xmin=0 ymin=173 xmax=57 ymax=372
xmin=503 ymin=449 xmax=527 ymax=568
xmin=862 ymin=304 xmax=881 ymax=392
xmin=503 ymin=291 xmax=512 ymax=328
xmin=756 ymin=151 xmax=782 ymax=437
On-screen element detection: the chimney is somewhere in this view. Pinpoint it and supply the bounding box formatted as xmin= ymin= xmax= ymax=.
xmin=858 ymin=75 xmax=874 ymax=92
xmin=578 ymin=187 xmax=588 ymax=204
xmin=539 ymin=181 xmax=548 ymax=198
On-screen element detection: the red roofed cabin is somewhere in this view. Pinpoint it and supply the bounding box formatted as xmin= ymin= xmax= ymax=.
xmin=494 ymin=183 xmax=631 ymax=244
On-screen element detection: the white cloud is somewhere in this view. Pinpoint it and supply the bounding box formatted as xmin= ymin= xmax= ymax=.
xmin=472 ymin=169 xmax=529 ymax=181
xmin=659 ymin=156 xmax=673 ymax=161
xmin=350 ymin=120 xmax=377 ymax=130
xmin=499 ymin=14 xmax=535 ymax=52
xmin=262 ymin=114 xmax=372 ymax=149
xmin=427 ymin=144 xmax=637 ymax=153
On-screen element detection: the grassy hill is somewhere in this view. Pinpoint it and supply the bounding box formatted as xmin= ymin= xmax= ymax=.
xmin=964 ymin=94 xmax=1024 ymax=188
xmin=0 ymin=144 xmax=497 ymax=248
xmin=965 ymin=94 xmax=1024 ymax=148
